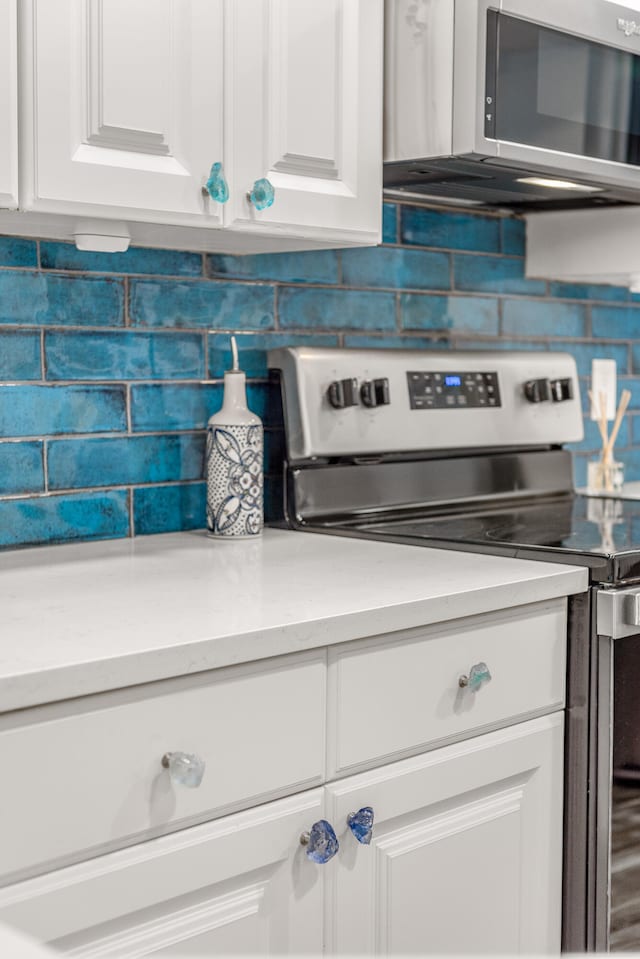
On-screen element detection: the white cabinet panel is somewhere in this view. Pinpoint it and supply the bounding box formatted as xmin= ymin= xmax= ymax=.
xmin=325 ymin=714 xmax=564 ymax=955
xmin=0 ymin=651 xmax=325 ymax=881
xmin=23 ymin=0 xmax=224 ymax=225
xmin=329 ymin=600 xmax=567 ymax=775
xmin=225 ymin=0 xmax=382 ymax=243
xmin=0 ymin=0 xmax=18 ymax=208
xmin=0 ymin=790 xmax=325 ymax=956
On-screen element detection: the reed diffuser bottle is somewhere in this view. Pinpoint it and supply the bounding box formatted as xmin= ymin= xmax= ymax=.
xmin=206 ymin=337 xmax=264 ymax=538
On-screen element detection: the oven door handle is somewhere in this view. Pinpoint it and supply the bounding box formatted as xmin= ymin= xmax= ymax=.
xmin=597 ymin=587 xmax=640 ymax=639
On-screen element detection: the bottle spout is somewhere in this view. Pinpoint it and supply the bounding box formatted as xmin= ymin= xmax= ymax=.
xmin=230 ymin=335 xmax=239 ymax=372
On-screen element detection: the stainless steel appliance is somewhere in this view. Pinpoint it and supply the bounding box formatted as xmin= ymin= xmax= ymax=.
xmin=385 ymin=0 xmax=640 ymax=208
xmin=269 ymin=345 xmax=640 ymax=951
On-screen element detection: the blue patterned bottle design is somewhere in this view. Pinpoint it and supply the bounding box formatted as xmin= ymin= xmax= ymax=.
xmin=206 ymin=423 xmax=263 ymax=537
xmin=206 ymin=336 xmax=264 ymax=539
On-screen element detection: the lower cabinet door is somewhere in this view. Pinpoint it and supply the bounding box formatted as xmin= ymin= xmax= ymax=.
xmin=324 ymin=713 xmax=564 ymax=955
xmin=0 ymin=789 xmax=325 ymax=957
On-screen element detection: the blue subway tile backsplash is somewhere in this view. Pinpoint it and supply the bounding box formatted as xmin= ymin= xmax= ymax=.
xmin=382 ymin=203 xmax=398 ymax=245
xmin=45 ymin=331 xmax=205 ymax=381
xmin=130 ymin=278 xmax=275 ymax=330
xmin=502 ymin=299 xmax=587 ymax=338
xmin=133 ymin=483 xmax=207 ymax=536
xmin=0 ymin=237 xmax=38 ymax=269
xmin=341 ymin=247 xmax=450 ymax=291
xmin=0 ymin=331 xmax=42 ymax=380
xmin=0 ymin=272 xmax=125 ymax=326
xmin=278 ymin=286 xmax=396 ymax=330
xmin=549 ymin=281 xmax=628 ymax=302
xmin=207 ymin=250 xmax=340 ymax=285
xmin=453 ymin=254 xmax=547 ymax=296
xmin=0 ymin=199 xmax=638 ymax=550
xmin=0 ymin=491 xmax=130 ymax=549
xmin=131 ymin=383 xmax=224 ymax=432
xmin=592 ymin=305 xmax=640 ymax=339
xmin=48 ymin=433 xmax=205 ymax=490
xmin=207 ymin=331 xmax=339 ymax=378
xmin=40 ymin=242 xmax=203 ymax=277
xmin=0 ymin=385 xmax=127 ymax=437
xmin=401 ymin=207 xmax=501 ymax=253
xmin=0 ymin=441 xmax=44 ymax=495
xmin=400 ymin=293 xmax=499 ymax=334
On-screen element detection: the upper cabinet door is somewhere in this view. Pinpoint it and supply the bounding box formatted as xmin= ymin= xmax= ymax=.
xmin=22 ymin=0 xmax=224 ymax=226
xmin=0 ymin=0 xmax=18 ymax=209
xmin=225 ymin=0 xmax=382 ymax=244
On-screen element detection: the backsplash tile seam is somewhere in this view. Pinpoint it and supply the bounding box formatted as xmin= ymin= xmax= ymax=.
xmin=42 ymin=438 xmax=49 ymax=492
xmin=126 ymin=486 xmax=134 ymax=539
xmin=39 ymin=329 xmax=45 ymax=380
xmin=123 ymin=276 xmax=131 ymax=327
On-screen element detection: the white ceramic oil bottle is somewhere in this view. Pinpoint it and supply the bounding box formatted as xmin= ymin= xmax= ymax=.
xmin=206 ymin=336 xmax=263 ymax=538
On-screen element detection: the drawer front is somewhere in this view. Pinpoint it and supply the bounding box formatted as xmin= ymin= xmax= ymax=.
xmin=328 ymin=599 xmax=566 ymax=776
xmin=0 ymin=651 xmax=325 ymax=881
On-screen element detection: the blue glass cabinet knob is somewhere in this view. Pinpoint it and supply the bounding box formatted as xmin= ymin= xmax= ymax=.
xmin=459 ymin=661 xmax=492 ymax=692
xmin=300 ymin=819 xmax=339 ymax=863
xmin=347 ymin=806 xmax=374 ymax=845
xmin=249 ymin=177 xmax=275 ymax=211
xmin=205 ymin=162 xmax=229 ymax=203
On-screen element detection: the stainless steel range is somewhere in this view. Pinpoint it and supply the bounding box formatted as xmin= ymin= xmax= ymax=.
xmin=269 ymin=345 xmax=640 ymax=953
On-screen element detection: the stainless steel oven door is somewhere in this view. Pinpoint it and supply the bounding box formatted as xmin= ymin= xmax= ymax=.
xmin=594 ymin=587 xmax=640 ymax=950
xmin=453 ymin=0 xmax=640 ymax=191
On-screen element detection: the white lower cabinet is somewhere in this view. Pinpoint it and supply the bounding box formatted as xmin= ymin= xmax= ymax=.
xmin=325 ymin=714 xmax=563 ymax=955
xmin=0 ymin=600 xmax=568 ymax=955
xmin=0 ymin=715 xmax=563 ymax=956
xmin=0 ymin=790 xmax=326 ymax=957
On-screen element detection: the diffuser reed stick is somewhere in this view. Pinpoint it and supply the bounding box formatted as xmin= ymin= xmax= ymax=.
xmin=604 ymin=389 xmax=631 ymax=465
xmin=587 ymin=388 xmax=631 ymax=493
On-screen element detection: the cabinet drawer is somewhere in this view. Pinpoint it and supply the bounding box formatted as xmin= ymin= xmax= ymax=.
xmin=328 ymin=599 xmax=566 ymax=776
xmin=0 ymin=651 xmax=325 ymax=881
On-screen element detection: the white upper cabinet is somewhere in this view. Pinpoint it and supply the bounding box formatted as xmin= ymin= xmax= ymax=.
xmin=22 ymin=0 xmax=224 ymax=227
xmin=14 ymin=0 xmax=382 ymax=250
xmin=226 ymin=0 xmax=383 ymax=245
xmin=0 ymin=0 xmax=18 ymax=209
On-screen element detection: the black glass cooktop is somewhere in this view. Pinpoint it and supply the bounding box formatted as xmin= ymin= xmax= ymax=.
xmin=356 ymin=494 xmax=640 ymax=585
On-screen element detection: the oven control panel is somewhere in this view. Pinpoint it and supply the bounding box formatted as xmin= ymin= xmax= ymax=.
xmin=268 ymin=347 xmax=584 ymax=460
xmin=407 ymin=370 xmax=500 ymax=409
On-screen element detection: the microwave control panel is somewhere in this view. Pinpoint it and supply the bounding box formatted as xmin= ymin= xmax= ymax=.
xmin=407 ymin=370 xmax=500 ymax=410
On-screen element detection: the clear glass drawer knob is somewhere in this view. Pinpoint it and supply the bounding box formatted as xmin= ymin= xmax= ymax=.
xmin=347 ymin=806 xmax=374 ymax=844
xmin=299 ymin=819 xmax=339 ymax=863
xmin=161 ymin=751 xmax=206 ymax=788
xmin=459 ymin=662 xmax=492 ymax=692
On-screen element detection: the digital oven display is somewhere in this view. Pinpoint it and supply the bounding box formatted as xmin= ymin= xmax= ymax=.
xmin=407 ymin=371 xmax=501 ymax=410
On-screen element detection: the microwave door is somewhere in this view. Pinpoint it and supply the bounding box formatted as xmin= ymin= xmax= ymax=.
xmin=453 ymin=0 xmax=640 ymax=190
xmin=488 ymin=11 xmax=640 ymax=163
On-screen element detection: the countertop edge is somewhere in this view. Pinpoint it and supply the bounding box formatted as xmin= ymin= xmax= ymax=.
xmin=1 ymin=561 xmax=587 ymax=713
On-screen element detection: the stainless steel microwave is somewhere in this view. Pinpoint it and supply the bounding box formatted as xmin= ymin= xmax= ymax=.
xmin=384 ymin=0 xmax=640 ymax=207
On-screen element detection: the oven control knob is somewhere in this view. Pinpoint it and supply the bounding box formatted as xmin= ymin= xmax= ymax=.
xmin=327 ymin=378 xmax=359 ymax=409
xmin=523 ymin=378 xmax=551 ymax=403
xmin=549 ymin=377 xmax=574 ymax=402
xmin=360 ymin=378 xmax=390 ymax=408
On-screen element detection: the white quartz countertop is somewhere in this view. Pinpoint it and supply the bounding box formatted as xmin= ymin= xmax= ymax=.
xmin=0 ymin=529 xmax=587 ymax=713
